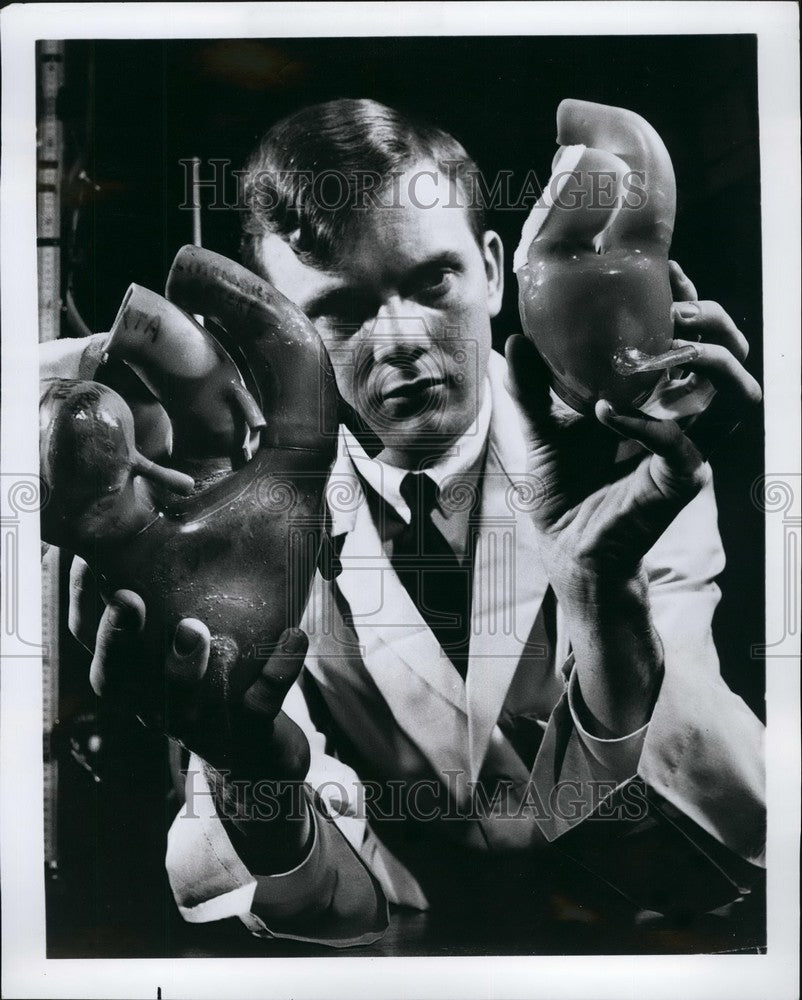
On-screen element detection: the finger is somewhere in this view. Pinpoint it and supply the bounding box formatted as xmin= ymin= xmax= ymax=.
xmin=671 ymin=300 xmax=749 ymax=361
xmin=595 ymin=401 xmax=708 ymax=501
xmin=668 ymin=340 xmax=762 ymax=408
xmin=668 ymin=260 xmax=699 ymax=302
xmin=89 ymin=590 xmax=146 ymax=701
xmin=243 ymin=628 xmax=308 ymax=719
xmin=504 ymin=334 xmax=555 ymax=439
xmin=593 ymin=401 xmax=711 ymax=565
xmin=160 ymin=618 xmax=211 ymax=735
xmin=167 ymin=618 xmax=211 ymax=687
xmin=68 ymin=556 xmax=102 ymax=653
xmin=665 ymin=339 xmax=761 ymax=459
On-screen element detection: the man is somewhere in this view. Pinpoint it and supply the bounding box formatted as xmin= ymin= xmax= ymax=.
xmin=52 ymin=99 xmax=764 ymax=947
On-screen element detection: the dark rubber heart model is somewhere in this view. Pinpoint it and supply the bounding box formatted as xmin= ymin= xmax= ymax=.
xmin=40 ymin=246 xmax=338 ymax=754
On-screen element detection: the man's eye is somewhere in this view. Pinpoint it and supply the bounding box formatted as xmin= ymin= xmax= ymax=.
xmin=312 ymin=295 xmax=374 ymax=330
xmin=417 ymin=269 xmax=455 ymax=301
xmin=313 ymin=315 xmax=361 ymax=342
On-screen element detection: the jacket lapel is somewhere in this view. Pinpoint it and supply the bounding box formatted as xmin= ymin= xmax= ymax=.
xmin=332 ymin=458 xmax=472 ymax=799
xmin=328 ymin=352 xmax=550 ymax=791
xmin=465 ymin=355 xmax=550 ymax=781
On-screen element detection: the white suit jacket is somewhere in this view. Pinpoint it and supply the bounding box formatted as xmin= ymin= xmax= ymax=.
xmin=167 ymin=351 xmax=765 ymax=944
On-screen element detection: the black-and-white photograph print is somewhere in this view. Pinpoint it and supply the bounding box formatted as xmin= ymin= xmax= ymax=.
xmin=1 ymin=4 xmax=799 ymax=1000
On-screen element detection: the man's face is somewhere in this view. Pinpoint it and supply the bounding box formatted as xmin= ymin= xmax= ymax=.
xmin=254 ymin=163 xmax=504 ymax=463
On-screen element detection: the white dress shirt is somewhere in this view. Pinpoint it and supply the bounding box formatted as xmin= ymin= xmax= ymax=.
xmin=343 ymin=377 xmax=492 ymax=562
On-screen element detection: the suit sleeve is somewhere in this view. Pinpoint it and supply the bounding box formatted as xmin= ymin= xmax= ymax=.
xmin=39 ymin=331 xmax=108 ymax=381
xmin=530 ymin=474 xmax=766 ymax=913
xmin=165 ymin=678 xmax=389 ymax=947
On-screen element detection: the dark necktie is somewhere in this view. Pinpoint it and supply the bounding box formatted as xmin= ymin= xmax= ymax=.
xmin=391 ymin=472 xmax=474 ymax=679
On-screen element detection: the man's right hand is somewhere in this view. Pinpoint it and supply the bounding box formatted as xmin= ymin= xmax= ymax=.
xmin=69 ymin=555 xmax=315 ymax=871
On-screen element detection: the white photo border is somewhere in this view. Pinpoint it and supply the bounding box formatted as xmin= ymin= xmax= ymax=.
xmin=2 ymin=3 xmax=799 ymax=998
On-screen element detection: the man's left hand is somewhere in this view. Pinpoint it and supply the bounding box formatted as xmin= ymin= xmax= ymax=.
xmin=505 ymin=261 xmax=761 ymax=736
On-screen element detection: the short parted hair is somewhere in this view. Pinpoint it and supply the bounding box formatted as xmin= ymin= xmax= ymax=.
xmin=240 ymin=98 xmax=487 ymax=272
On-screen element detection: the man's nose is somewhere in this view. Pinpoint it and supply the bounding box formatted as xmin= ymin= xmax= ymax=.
xmin=370 ymin=299 xmax=433 ymax=363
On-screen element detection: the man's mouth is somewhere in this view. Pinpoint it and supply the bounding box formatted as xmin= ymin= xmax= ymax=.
xmin=381 ymin=375 xmax=445 ymax=400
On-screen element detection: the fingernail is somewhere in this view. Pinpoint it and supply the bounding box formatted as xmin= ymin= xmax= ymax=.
xmin=674 ymin=301 xmax=700 ymax=320
xmin=107 ymin=601 xmax=139 ymax=630
xmin=174 ymin=621 xmax=202 ymax=656
xmin=281 ymin=628 xmax=307 ymax=655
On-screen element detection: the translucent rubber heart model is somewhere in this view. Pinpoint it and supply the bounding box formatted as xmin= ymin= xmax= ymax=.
xmin=515 ymin=99 xmax=692 ymax=414
xmin=40 ymin=247 xmax=338 ymax=754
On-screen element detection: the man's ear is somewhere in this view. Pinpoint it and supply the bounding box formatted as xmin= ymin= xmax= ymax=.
xmin=483 ymin=231 xmax=504 ymax=318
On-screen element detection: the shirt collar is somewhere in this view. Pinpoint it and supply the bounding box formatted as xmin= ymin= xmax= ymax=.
xmin=343 ymin=378 xmax=492 ymax=525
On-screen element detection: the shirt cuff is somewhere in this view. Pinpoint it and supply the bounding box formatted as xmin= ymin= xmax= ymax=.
xmin=566 ymin=667 xmax=649 ymax=782
xmin=167 ymin=763 xmax=387 ymax=947
xmin=248 ymin=793 xmax=335 ymax=922
xmin=248 ymin=787 xmax=388 ymax=946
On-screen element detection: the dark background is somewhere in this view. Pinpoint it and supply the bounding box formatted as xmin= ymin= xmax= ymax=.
xmin=45 ymin=35 xmax=765 ymax=957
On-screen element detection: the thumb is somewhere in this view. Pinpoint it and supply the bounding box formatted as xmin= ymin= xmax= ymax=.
xmin=504 ymin=334 xmax=555 ymax=442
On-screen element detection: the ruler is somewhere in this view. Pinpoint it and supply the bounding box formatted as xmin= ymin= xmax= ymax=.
xmin=38 ymin=39 xmax=64 ymax=873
